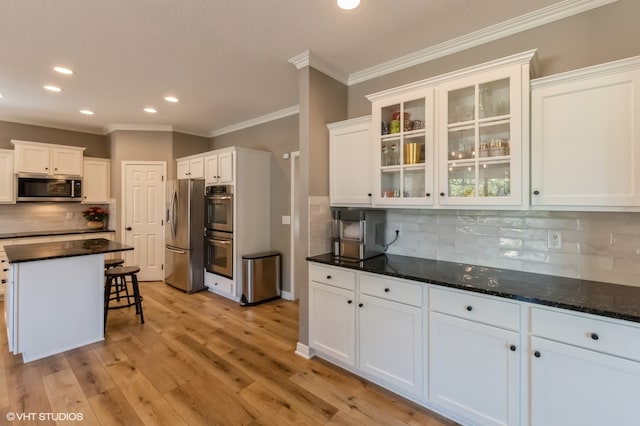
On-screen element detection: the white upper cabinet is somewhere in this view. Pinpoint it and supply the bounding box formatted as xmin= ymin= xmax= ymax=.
xmin=205 ymin=151 xmax=233 ymax=185
xmin=437 ymin=53 xmax=535 ymax=208
xmin=0 ymin=150 xmax=15 ymax=204
xmin=531 ymin=56 xmax=640 ymax=210
xmin=82 ymin=158 xmax=110 ymax=203
xmin=176 ymin=156 xmax=205 ymax=179
xmin=12 ymin=140 xmax=84 ymax=176
xmin=328 ymin=116 xmax=373 ymax=206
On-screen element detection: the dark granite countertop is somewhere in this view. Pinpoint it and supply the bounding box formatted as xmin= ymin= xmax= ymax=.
xmin=6 ymin=238 xmax=133 ymax=263
xmin=307 ymin=253 xmax=640 ymax=324
xmin=0 ymin=228 xmax=115 ymax=240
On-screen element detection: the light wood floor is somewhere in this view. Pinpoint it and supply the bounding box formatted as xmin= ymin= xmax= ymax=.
xmin=0 ymin=281 xmax=456 ymax=425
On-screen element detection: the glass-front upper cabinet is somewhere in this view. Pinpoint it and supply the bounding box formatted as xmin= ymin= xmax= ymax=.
xmin=438 ymin=64 xmax=526 ymax=207
xmin=370 ymin=87 xmax=434 ymax=206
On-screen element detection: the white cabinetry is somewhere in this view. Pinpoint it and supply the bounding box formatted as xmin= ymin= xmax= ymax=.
xmin=177 ymin=156 xmax=205 ymax=179
xmin=531 ymin=56 xmax=640 ymax=209
xmin=0 ymin=150 xmax=15 ymax=204
xmin=529 ymin=307 xmax=640 ymax=426
xmin=82 ymin=158 xmax=110 ymax=203
xmin=205 ymin=151 xmax=233 ymax=185
xmin=358 ymin=273 xmax=423 ymax=397
xmin=428 ymin=288 xmax=520 ymax=426
xmin=308 ymin=264 xmax=356 ymax=365
xmin=437 ymin=53 xmax=534 ymax=207
xmin=12 ymin=140 xmax=84 ymax=176
xmin=328 ymin=116 xmax=373 ymax=206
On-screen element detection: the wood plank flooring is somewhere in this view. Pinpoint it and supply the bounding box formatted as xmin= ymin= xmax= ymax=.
xmin=0 ymin=281 xmax=457 ymax=425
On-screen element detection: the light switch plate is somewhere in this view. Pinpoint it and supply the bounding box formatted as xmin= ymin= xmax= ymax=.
xmin=282 ymin=215 xmax=291 ymax=225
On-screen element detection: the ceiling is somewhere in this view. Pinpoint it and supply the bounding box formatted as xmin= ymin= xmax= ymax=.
xmin=0 ymin=0 xmax=589 ymax=137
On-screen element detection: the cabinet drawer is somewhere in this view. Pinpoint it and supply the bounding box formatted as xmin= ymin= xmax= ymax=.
xmin=429 ymin=287 xmax=520 ymax=331
xmin=309 ymin=263 xmax=356 ymax=291
xmin=531 ymin=307 xmax=640 ymax=362
xmin=359 ymin=273 xmax=422 ymax=307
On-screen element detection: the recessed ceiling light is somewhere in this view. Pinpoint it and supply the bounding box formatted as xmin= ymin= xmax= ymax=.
xmin=164 ymin=96 xmax=179 ymax=103
xmin=44 ymin=85 xmax=62 ymax=92
xmin=0 ymin=94 xmax=3 ymax=99
xmin=337 ymin=0 xmax=360 ymax=10
xmin=53 ymin=66 xmax=74 ymax=75
xmin=144 ymin=107 xmax=157 ymax=113
xmin=79 ymin=110 xmax=94 ymax=115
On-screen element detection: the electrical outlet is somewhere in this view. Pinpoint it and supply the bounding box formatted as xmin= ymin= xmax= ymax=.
xmin=394 ymin=223 xmax=403 ymax=236
xmin=66 ymin=212 xmax=73 ymax=220
xmin=547 ymin=230 xmax=563 ymax=250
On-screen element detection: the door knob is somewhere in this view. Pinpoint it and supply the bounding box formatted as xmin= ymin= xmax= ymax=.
xmin=126 ymin=227 xmax=132 ymax=231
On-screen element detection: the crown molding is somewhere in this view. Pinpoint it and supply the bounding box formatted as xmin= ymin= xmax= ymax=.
xmin=288 ymin=51 xmax=349 ymax=85
xmin=209 ymin=105 xmax=300 ymax=138
xmin=102 ymin=124 xmax=174 ymax=134
xmin=0 ymin=117 xmax=104 ymax=135
xmin=531 ymin=54 xmax=640 ymax=88
xmin=349 ymin=0 xmax=618 ymax=85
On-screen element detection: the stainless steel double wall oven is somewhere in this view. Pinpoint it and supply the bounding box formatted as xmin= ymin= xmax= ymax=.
xmin=204 ymin=185 xmax=234 ymax=278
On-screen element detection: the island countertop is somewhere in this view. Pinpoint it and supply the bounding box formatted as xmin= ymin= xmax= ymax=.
xmin=307 ymin=252 xmax=640 ymax=324
xmin=5 ymin=238 xmax=133 ymax=263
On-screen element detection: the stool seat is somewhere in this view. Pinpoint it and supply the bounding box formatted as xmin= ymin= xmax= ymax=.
xmin=104 ymin=265 xmax=144 ymax=330
xmin=104 ymin=258 xmax=125 ymax=269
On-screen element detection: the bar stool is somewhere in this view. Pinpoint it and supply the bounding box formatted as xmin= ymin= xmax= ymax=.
xmin=104 ymin=265 xmax=144 ymax=330
xmin=104 ymin=258 xmax=128 ymax=301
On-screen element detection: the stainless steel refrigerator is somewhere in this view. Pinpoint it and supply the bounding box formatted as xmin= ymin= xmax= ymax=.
xmin=165 ymin=179 xmax=205 ymax=293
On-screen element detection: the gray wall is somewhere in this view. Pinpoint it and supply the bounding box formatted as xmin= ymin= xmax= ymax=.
xmin=211 ymin=114 xmax=299 ymax=294
xmin=348 ymin=0 xmax=640 ymax=118
xmin=0 ymin=120 xmax=108 ymax=157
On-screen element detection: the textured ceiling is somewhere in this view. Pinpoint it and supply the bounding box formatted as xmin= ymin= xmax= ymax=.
xmin=0 ymin=0 xmax=577 ymax=136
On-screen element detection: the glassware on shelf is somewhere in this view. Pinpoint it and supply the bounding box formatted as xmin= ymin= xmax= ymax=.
xmin=381 ymin=145 xmax=388 ymax=166
xmin=391 ymin=144 xmax=399 ymax=165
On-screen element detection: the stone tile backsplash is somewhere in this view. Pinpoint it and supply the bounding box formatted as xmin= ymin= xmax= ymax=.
xmin=382 ymin=209 xmax=640 ymax=287
xmin=0 ymin=202 xmax=114 ymax=234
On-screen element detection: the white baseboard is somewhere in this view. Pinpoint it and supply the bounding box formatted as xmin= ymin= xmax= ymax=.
xmin=295 ymin=342 xmax=314 ymax=359
xmin=281 ymin=290 xmax=294 ymax=301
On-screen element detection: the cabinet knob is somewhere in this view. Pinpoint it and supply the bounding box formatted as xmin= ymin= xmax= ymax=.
xmin=590 ymin=332 xmax=599 ymax=341
xmin=510 ymin=344 xmax=517 ymax=352
xmin=126 ymin=227 xmax=132 ymax=231
xmin=384 ymin=288 xmax=390 ymax=293
xmin=2 ymin=268 xmax=7 ymax=272
xmin=358 ymin=303 xmax=364 ymax=308
xmin=534 ymin=350 xmax=541 ymax=358
xmin=347 ymin=300 xmax=353 ymax=304
xmin=440 ymin=192 xmax=445 ymax=196
xmin=1 ymin=279 xmax=5 ymax=284
xmin=326 ymin=275 xmax=332 ymax=279
xmin=45 ymin=167 xmax=49 ymax=170
xmin=1 ymin=259 xmax=5 ymax=262
xmin=367 ymin=193 xmax=372 ymax=197
xmin=425 ymin=193 xmax=431 ymax=197
xmin=465 ymin=305 xmax=473 ymax=312
xmin=533 ymin=190 xmax=540 ymax=195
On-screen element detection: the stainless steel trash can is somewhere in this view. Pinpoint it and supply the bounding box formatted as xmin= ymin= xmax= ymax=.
xmin=240 ymin=252 xmax=281 ymax=306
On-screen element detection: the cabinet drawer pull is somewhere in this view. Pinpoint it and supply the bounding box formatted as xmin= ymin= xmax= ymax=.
xmin=510 ymin=344 xmax=517 ymax=352
xmin=534 ymin=350 xmax=541 ymax=358
xmin=347 ymin=300 xmax=353 ymax=304
xmin=1 ymin=279 xmax=5 ymax=284
xmin=358 ymin=303 xmax=364 ymax=308
xmin=440 ymin=192 xmax=445 ymax=196
xmin=465 ymin=305 xmax=473 ymax=312
xmin=384 ymin=288 xmax=390 ymax=293
xmin=367 ymin=193 xmax=372 ymax=197
xmin=326 ymin=275 xmax=332 ymax=280
xmin=590 ymin=332 xmax=599 ymax=341
xmin=426 ymin=193 xmax=431 ymax=197
xmin=533 ymin=190 xmax=540 ymax=195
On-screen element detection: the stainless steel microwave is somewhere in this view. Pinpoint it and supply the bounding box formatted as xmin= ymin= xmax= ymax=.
xmin=16 ymin=174 xmax=82 ymax=202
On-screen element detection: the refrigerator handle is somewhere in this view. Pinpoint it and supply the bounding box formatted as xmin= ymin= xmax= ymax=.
xmin=166 ymin=247 xmax=187 ymax=254
xmin=171 ymin=191 xmax=178 ymax=239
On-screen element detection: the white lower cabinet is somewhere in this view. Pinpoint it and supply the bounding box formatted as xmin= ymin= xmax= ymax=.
xmin=529 ymin=307 xmax=640 ymax=426
xmin=429 ymin=311 xmax=519 ymax=425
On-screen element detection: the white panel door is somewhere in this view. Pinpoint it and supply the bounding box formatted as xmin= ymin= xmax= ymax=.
xmin=123 ymin=162 xmax=165 ymax=281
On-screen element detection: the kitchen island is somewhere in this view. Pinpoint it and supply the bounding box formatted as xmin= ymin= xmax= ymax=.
xmin=4 ymin=238 xmax=133 ymax=363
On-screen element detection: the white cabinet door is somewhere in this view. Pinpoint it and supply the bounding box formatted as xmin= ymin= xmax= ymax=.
xmin=204 ymin=155 xmax=219 ymax=183
xmin=82 ymin=158 xmax=110 ymax=203
xmin=530 ymin=336 xmax=640 ymax=426
xmin=14 ymin=143 xmax=50 ymax=174
xmin=309 ymin=281 xmax=356 ymax=366
xmin=177 ymin=157 xmax=204 ymax=179
xmin=177 ymin=159 xmax=190 ymax=179
xmin=437 ymin=64 xmax=526 ymax=207
xmin=51 ymin=147 xmax=83 ymax=176
xmin=328 ymin=116 xmax=373 ymax=206
xmin=0 ymin=150 xmax=15 ymax=203
xmin=217 ymin=152 xmax=233 ymax=183
xmin=531 ymin=57 xmax=640 ymax=208
xmin=429 ymin=311 xmax=519 ymax=426
xmin=358 ymin=293 xmax=423 ymax=397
